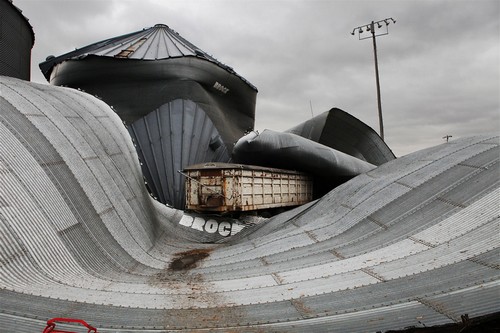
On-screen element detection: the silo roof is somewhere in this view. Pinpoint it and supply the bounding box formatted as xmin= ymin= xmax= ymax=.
xmin=39 ymin=23 xmax=256 ymax=90
xmin=91 ymin=24 xmax=208 ymax=59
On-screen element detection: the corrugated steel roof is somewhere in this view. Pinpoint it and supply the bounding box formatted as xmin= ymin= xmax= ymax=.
xmin=88 ymin=24 xmax=213 ymax=60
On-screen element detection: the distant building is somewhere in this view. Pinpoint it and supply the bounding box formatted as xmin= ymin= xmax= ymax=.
xmin=0 ymin=0 xmax=35 ymax=80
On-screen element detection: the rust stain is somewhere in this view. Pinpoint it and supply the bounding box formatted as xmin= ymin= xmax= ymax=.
xmin=151 ymin=248 xmax=213 ymax=284
xmin=115 ymin=37 xmax=147 ymax=58
xmin=147 ymin=247 xmax=250 ymax=329
xmin=168 ymin=248 xmax=212 ymax=271
xmin=291 ymin=298 xmax=314 ymax=317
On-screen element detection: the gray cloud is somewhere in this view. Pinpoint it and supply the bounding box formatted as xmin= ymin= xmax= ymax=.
xmin=15 ymin=0 xmax=499 ymax=156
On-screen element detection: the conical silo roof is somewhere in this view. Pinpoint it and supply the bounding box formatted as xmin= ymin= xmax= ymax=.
xmin=91 ymin=23 xmax=209 ymax=59
xmin=39 ymin=23 xmax=256 ymax=90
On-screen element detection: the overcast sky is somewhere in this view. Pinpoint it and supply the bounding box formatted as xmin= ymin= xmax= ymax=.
xmin=15 ymin=0 xmax=499 ymax=156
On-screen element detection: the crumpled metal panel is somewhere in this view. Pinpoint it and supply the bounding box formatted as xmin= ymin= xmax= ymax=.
xmin=1 ymin=77 xmax=499 ymax=332
xmin=232 ymin=129 xmax=377 ymax=197
xmin=233 ymin=129 xmax=376 ymax=176
xmin=286 ymin=108 xmax=395 ymax=164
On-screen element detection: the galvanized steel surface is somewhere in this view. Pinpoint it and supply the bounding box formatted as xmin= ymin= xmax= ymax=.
xmin=0 ymin=0 xmax=35 ymax=80
xmin=128 ymin=99 xmax=230 ymax=208
xmin=0 ymin=76 xmax=499 ymax=332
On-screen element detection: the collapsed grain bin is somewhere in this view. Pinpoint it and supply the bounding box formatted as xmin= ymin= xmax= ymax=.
xmin=39 ymin=24 xmax=257 ymax=209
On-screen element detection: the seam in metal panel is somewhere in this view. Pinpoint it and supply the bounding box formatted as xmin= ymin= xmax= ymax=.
xmin=415 ymin=297 xmax=459 ymax=322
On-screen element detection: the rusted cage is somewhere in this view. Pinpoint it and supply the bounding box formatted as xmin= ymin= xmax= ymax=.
xmin=183 ymin=163 xmax=313 ymax=213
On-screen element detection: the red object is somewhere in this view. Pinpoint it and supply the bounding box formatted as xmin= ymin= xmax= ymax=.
xmin=42 ymin=318 xmax=97 ymax=333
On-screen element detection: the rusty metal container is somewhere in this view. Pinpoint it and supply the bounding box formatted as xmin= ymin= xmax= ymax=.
xmin=183 ymin=163 xmax=313 ymax=213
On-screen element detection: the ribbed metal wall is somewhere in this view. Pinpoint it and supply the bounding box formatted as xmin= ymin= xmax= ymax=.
xmin=0 ymin=0 xmax=34 ymax=80
xmin=0 ymin=76 xmax=499 ymax=332
xmin=128 ymin=99 xmax=229 ymax=208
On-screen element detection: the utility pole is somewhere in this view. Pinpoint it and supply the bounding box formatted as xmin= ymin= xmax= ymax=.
xmin=443 ymin=135 xmax=452 ymax=142
xmin=351 ymin=18 xmax=396 ymax=141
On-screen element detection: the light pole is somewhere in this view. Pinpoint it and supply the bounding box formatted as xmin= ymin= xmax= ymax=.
xmin=351 ymin=18 xmax=396 ymax=141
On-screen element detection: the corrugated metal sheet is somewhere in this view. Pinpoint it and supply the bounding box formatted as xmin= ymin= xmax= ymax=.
xmin=0 ymin=0 xmax=35 ymax=80
xmin=93 ymin=24 xmax=199 ymax=59
xmin=128 ymin=99 xmax=230 ymax=208
xmin=0 ymin=76 xmax=499 ymax=332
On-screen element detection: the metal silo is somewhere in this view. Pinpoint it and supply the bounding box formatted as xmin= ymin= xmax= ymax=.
xmin=39 ymin=24 xmax=257 ymax=209
xmin=0 ymin=0 xmax=35 ymax=80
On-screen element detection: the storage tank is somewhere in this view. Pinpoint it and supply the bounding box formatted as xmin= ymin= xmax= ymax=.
xmin=39 ymin=24 xmax=257 ymax=208
xmin=0 ymin=0 xmax=35 ymax=80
